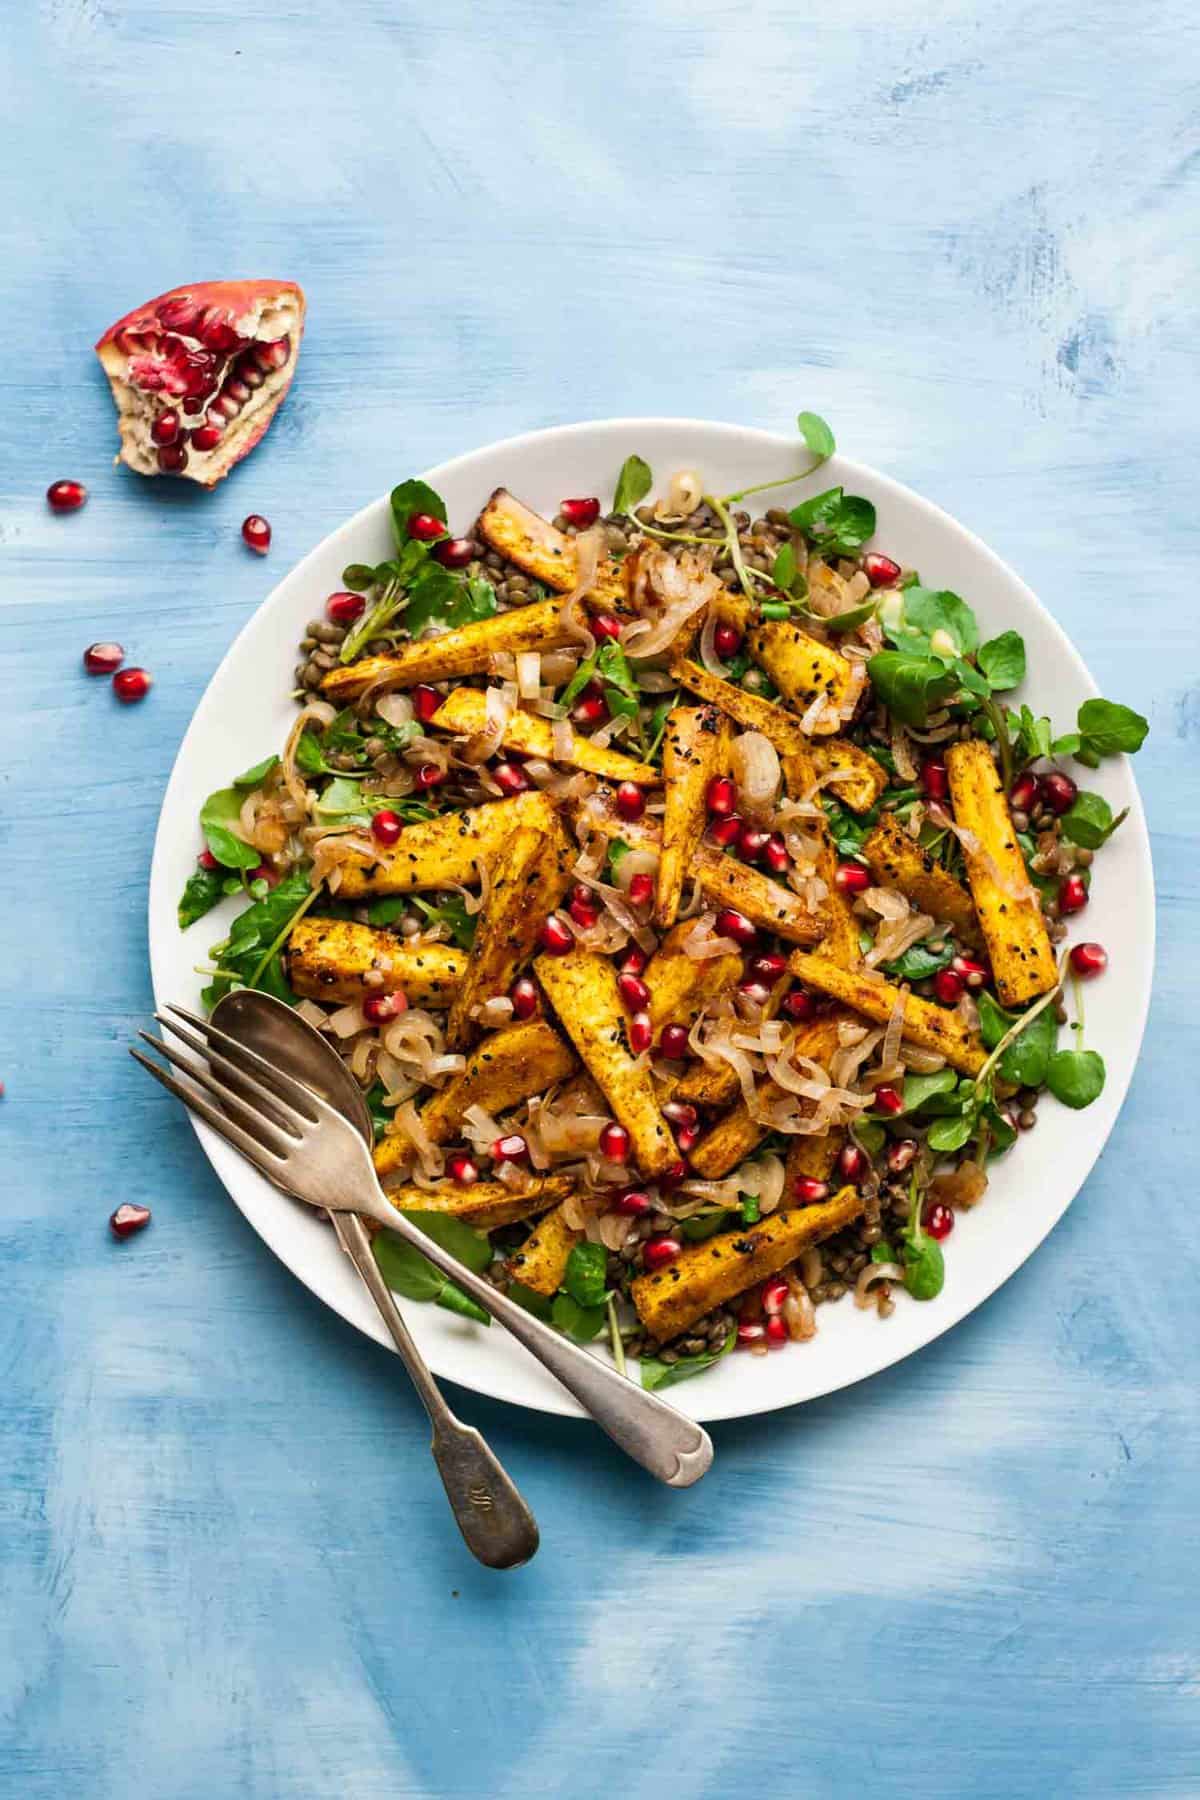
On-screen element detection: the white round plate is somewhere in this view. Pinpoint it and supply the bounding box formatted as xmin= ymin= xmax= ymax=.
xmin=149 ymin=420 xmax=1154 ymax=1422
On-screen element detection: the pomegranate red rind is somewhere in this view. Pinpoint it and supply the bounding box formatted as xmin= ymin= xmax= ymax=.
xmin=95 ymin=280 xmax=305 ymax=488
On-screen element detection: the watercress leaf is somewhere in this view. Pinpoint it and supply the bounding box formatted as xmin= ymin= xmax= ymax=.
xmin=866 ymin=651 xmax=958 ymax=728
xmin=884 ymin=940 xmax=955 ymax=982
xmin=367 ymin=895 xmax=410 ymax=927
xmin=1050 ymin=731 xmax=1081 ymax=756
xmin=433 ymin=1284 xmax=492 ymax=1325
xmin=893 ymin=586 xmax=980 ymax=657
xmin=372 ymin=1227 xmax=490 ymax=1325
xmin=1060 ymin=791 xmax=1127 ymax=850
xmin=389 ymin=478 xmax=447 ymax=547
xmin=640 ymin=1325 xmax=736 ymax=1391
xmin=1076 ymin=699 xmax=1148 ymax=759
xmin=978 ymin=630 xmax=1026 ymax=692
xmin=789 ymin=488 xmax=877 ymax=555
xmin=559 ymin=649 xmax=599 ymax=710
xmin=363 ymin=1081 xmax=392 ymax=1142
xmin=1046 ymin=1048 xmax=1106 ymax=1109
xmin=508 ymin=1280 xmax=553 ymax=1321
xmin=613 ymin=454 xmax=653 ymax=515
xmin=551 ymin=1292 xmax=607 ymax=1343
xmin=413 ymin=893 xmax=477 ymax=950
xmin=178 ymin=864 xmax=224 ymax=930
xmin=295 ymin=731 xmax=327 ymax=776
xmin=981 ymin=1098 xmax=1018 ymax=1155
xmin=1014 ymin=706 xmax=1054 ymax=763
xmin=404 ymin=560 xmax=486 ymax=637
xmin=200 ymin=787 xmax=262 ymax=870
xmin=772 ymin=542 xmax=798 ymax=593
xmin=900 ymin=1232 xmax=945 ymax=1300
xmin=563 ymin=1241 xmax=609 ymax=1309
xmin=233 ymin=754 xmax=280 ymax=789
xmin=926 ymin=1113 xmax=974 ymax=1154
xmin=952 ymin=658 xmax=991 ymax=699
xmin=797 ymin=411 xmax=836 ymax=461
xmin=820 ymin=795 xmax=874 ymax=857
xmin=900 ymin=1069 xmax=960 ymax=1114
xmin=680 ymin=1209 xmax=735 ymax=1242
xmin=200 ymin=867 xmax=314 ymax=1008
xmin=976 ymin=989 xmax=1015 ymax=1052
xmin=407 ymin=1211 xmax=494 ymax=1275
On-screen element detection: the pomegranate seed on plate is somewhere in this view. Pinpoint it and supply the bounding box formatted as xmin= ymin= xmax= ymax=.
xmin=538 ymin=914 xmax=573 ymax=954
xmin=83 ymin=641 xmax=124 ymax=675
xmin=837 ymin=1142 xmax=868 ymax=1183
xmin=571 ymin=693 xmax=608 ymax=728
xmin=863 ymin=552 xmax=901 ymax=588
xmin=709 ymin=813 xmax=743 ymax=848
xmin=874 ymin=1085 xmax=904 ymax=1115
xmin=1040 ymin=770 xmax=1078 ymax=815
xmin=569 ymin=884 xmax=599 ymax=927
xmin=749 ymin=951 xmax=787 ymax=983
xmin=706 ymin=775 xmax=737 ymax=817
xmin=934 ymin=967 xmax=964 ymax=1005
xmin=113 ymin=667 xmax=151 ymax=703
xmin=617 ymin=970 xmax=650 ymax=1011
xmin=150 ymin=410 xmax=180 ymax=445
xmin=628 ymin=872 xmax=654 ymax=908
xmin=738 ymin=979 xmax=772 ymax=1007
xmin=432 ymin=537 xmax=475 ymax=569
xmin=888 ymin=1139 xmax=919 ymax=1173
xmin=326 ymin=591 xmax=366 ymax=625
xmin=765 ymin=1314 xmax=789 ymax=1346
xmin=412 ymin=684 xmax=442 ymax=724
xmin=762 ymin=833 xmax=789 ymax=876
xmin=191 ymin=423 xmax=223 ymax=452
xmin=371 ymin=810 xmax=402 ymax=847
xmin=408 ymin=512 xmax=446 ymax=542
xmin=619 ymin=947 xmax=647 ymax=976
xmin=736 ymin=1320 xmax=766 ymax=1346
xmin=920 ymin=760 xmax=948 ymax=800
xmin=494 ymin=761 xmax=532 ymax=796
xmin=676 ymin=1124 xmax=700 ymax=1154
xmin=47 ymin=479 xmax=87 ymax=512
xmin=415 ymin=763 xmax=445 ymax=789
xmin=642 ymin=1235 xmax=681 ymax=1271
xmin=614 ymin=782 xmax=645 ymax=823
xmin=598 ymin=1121 xmax=631 ymax=1162
xmin=924 ymin=1202 xmax=954 ymax=1240
xmin=714 ymin=622 xmax=743 ymax=659
xmin=952 ymin=955 xmax=988 ymax=988
xmin=715 ymin=907 xmax=757 ymax=948
xmin=492 ymin=1133 xmax=528 ymax=1164
xmin=109 ymin=1202 xmax=151 ymax=1239
xmin=615 ymin=1189 xmax=651 ymax=1216
xmin=447 ymin=1153 xmax=478 ymax=1185
xmin=658 ymin=1159 xmax=687 ymax=1190
xmin=250 ymin=862 xmax=278 ymax=889
xmin=1069 ymin=941 xmax=1108 ymax=978
xmin=794 ymin=1176 xmax=829 ymax=1204
xmin=1058 ymin=873 xmax=1089 ymax=914
xmin=662 ymin=1100 xmax=698 ymax=1129
xmin=363 ymin=991 xmax=406 ymax=1024
xmin=762 ymin=1277 xmax=790 ymax=1315
xmin=737 ymin=824 xmax=770 ymax=863
xmin=241 ymin=514 xmax=271 ymax=554
xmin=510 ymin=976 xmax=539 ymax=1019
xmin=1009 ymin=772 xmax=1039 ymax=814
xmin=560 ymin=496 xmax=600 ymax=529
xmin=627 ymin=1011 xmax=653 ymax=1054
xmin=198 ymin=849 xmax=219 ymax=871
xmin=835 ymin=862 xmax=869 ymax=895
xmin=592 ymin=612 xmax=622 ymax=642
xmin=658 ymin=1023 xmax=690 ymax=1060
xmin=782 ymin=988 xmax=816 ymax=1021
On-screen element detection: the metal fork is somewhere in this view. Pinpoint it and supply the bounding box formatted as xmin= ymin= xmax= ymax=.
xmin=131 ymin=1011 xmax=714 ymax=1488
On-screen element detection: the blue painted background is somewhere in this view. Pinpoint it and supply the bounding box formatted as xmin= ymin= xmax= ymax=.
xmin=2 ymin=2 xmax=1197 ymax=1794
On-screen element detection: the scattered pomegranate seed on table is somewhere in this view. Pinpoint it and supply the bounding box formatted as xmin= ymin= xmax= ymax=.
xmin=1069 ymin=941 xmax=1108 ymax=977
xmin=83 ymin=642 xmax=124 ymax=674
xmin=432 ymin=537 xmax=475 ymax=569
xmin=113 ymin=667 xmax=152 ymax=704
xmin=363 ymin=991 xmax=406 ymax=1024
xmin=326 ymin=591 xmax=366 ymax=625
xmin=1058 ymin=872 xmax=1089 ymax=914
xmin=370 ymin=810 xmax=402 ymax=847
xmin=47 ymin=479 xmax=87 ymax=512
xmin=863 ymin=552 xmax=901 ymax=587
xmin=598 ymin=1121 xmax=631 ymax=1162
xmin=407 ymin=512 xmax=445 ymax=542
xmin=642 ymin=1235 xmax=681 ymax=1271
xmin=510 ymin=977 xmax=540 ymax=1019
xmin=924 ymin=1203 xmax=955 ymax=1240
xmin=835 ymin=862 xmax=870 ymax=895
xmin=241 ymin=514 xmax=271 ymax=554
xmin=559 ymin=496 xmax=600 ymax=529
xmin=110 ymin=1202 xmax=151 ymax=1240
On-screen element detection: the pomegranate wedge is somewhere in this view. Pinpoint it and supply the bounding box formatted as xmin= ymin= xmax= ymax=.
xmin=95 ymin=280 xmax=305 ymax=488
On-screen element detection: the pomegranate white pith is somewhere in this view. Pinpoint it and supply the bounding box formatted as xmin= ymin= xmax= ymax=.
xmin=95 ymin=280 xmax=305 ymax=488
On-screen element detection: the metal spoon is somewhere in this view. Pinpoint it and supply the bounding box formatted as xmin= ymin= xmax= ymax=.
xmin=211 ymin=987 xmax=540 ymax=1570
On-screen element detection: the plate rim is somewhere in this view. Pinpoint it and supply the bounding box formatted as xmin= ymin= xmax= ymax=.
xmin=147 ymin=415 xmax=1155 ymax=1423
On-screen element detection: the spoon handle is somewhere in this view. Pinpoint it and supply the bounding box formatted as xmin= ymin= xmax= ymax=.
xmin=333 ymin=1212 xmax=539 ymax=1569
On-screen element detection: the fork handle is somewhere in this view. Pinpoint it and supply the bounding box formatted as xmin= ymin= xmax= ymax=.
xmin=366 ymin=1204 xmax=713 ymax=1488
xmin=333 ymin=1212 xmax=539 ymax=1569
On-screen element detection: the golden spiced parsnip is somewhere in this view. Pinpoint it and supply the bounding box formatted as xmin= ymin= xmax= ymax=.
xmin=432 ymin=687 xmax=660 ymax=785
xmin=655 ymin=704 xmax=732 ymax=928
xmin=861 ymin=812 xmax=982 ymax=950
xmin=381 ymin=1175 xmax=573 ymax=1232
xmin=787 ymin=950 xmax=987 ymax=1075
xmin=476 ymin=488 xmax=628 ymax=612
xmin=335 ymin=792 xmax=550 ymax=898
xmin=287 ymin=918 xmax=466 ymax=1006
xmin=321 ymin=600 xmax=573 ymax=702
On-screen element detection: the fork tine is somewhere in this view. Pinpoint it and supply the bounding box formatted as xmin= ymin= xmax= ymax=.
xmin=164 ymin=1003 xmax=323 ymax=1121
xmin=129 ymin=1047 xmax=291 ymax=1180
xmin=136 ymin=1032 xmax=298 ymax=1157
xmin=153 ymin=1010 xmax=307 ymax=1136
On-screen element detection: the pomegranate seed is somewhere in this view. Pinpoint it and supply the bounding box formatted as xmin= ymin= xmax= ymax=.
xmin=1040 ymin=770 xmax=1078 ymax=815
xmin=924 ymin=1202 xmax=954 ymax=1240
xmin=592 ymin=613 xmax=622 ymax=642
xmin=494 ymin=761 xmax=532 ymax=796
xmin=109 ymin=1202 xmax=151 ymax=1240
xmin=749 ymin=951 xmax=787 ymax=983
xmin=619 ymin=968 xmax=652 ymax=1011
xmin=47 ymin=479 xmax=87 ymax=512
xmin=599 ymin=1122 xmax=631 ymax=1162
xmin=738 ymin=980 xmax=772 ymax=1007
xmin=198 ymin=849 xmax=219 ymax=871
xmin=952 ymin=955 xmax=989 ymax=989
xmin=628 ymin=872 xmax=654 ymax=908
xmin=1009 ymin=772 xmax=1039 ymax=813
xmin=835 ymin=862 xmax=870 ymax=895
xmin=412 ymin=684 xmax=442 ymax=724
xmin=643 ymin=1235 xmax=681 ymax=1271
xmin=250 ymin=862 xmax=279 ymax=889
xmin=714 ymin=622 xmax=743 ymax=659
xmin=538 ymin=914 xmax=573 ymax=955
xmin=1070 ymin=940 xmax=1108 ymax=978
xmin=709 ymin=813 xmax=743 ymax=849
xmin=863 ymin=551 xmax=902 ymax=588
xmin=371 ymin=810 xmax=402 ymax=847
xmin=658 ymin=1023 xmax=691 ymax=1060
xmin=190 ymin=423 xmax=223 ymax=452
xmin=715 ymin=907 xmax=758 ymax=948
xmin=874 ymin=1085 xmax=904 ymax=1116
xmin=663 ymin=1100 xmax=699 ymax=1131
xmin=782 ymin=988 xmax=817 ymax=1021
xmin=326 ymin=591 xmax=366 ymax=625
xmin=765 ymin=1314 xmax=790 ymax=1346
xmin=432 ymin=537 xmax=475 ymax=569
xmin=83 ymin=641 xmax=124 ymax=675
xmin=241 ymin=514 xmax=271 ymax=554
xmin=706 ymin=775 xmax=738 ymax=817
xmin=737 ymin=1320 xmax=766 ymax=1346
xmin=112 ymin=667 xmax=151 ymax=703
xmin=447 ymin=1153 xmax=478 ymax=1185
xmin=510 ymin=976 xmax=539 ymax=1019
xmin=151 ymin=410 xmax=181 ymax=445
xmin=618 ymin=948 xmax=648 ymax=979
xmin=762 ymin=833 xmax=790 ymax=876
xmin=415 ymin=763 xmax=445 ymax=789
xmin=1059 ymin=872 xmax=1089 ymax=914
xmin=615 ymin=781 xmax=645 ymax=822
xmin=762 ymin=1277 xmax=790 ymax=1315
xmin=156 ymin=441 xmax=188 ymax=473
xmin=569 ymin=884 xmax=599 ymax=927
xmin=888 ymin=1139 xmax=919 ymax=1174
xmin=224 ymin=379 xmax=251 ymax=406
xmin=676 ymin=1123 xmax=700 ymax=1154
xmin=627 ymin=1011 xmax=653 ymax=1054
xmin=492 ymin=1133 xmax=528 ymax=1164
xmin=737 ymin=824 xmax=770 ymax=863
xmin=837 ymin=1142 xmax=869 ymax=1183
xmin=363 ymin=991 xmax=406 ymax=1024
xmin=560 ymin=496 xmax=600 ymax=529
xmin=616 ymin=1189 xmax=651 ymax=1216
xmin=920 ymin=760 xmax=949 ymax=800
xmin=933 ymin=967 xmax=965 ymax=1005
xmin=658 ymin=1159 xmax=687 ymax=1190
xmin=571 ymin=693 xmax=607 ymax=728
xmin=794 ymin=1176 xmax=829 ymax=1204
xmin=408 ymin=512 xmax=446 ymax=542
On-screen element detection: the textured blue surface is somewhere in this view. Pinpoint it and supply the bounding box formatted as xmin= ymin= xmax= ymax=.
xmin=2 ymin=3 xmax=1198 ymax=1794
